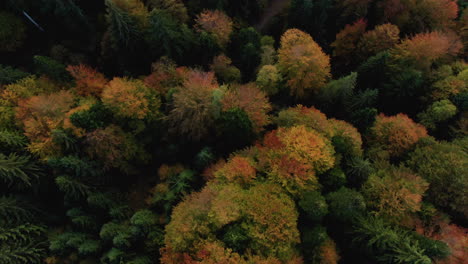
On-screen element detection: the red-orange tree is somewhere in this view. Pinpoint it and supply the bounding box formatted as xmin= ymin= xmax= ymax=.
xmin=369 ymin=113 xmax=428 ymax=157
xmin=331 ymin=19 xmax=367 ymax=67
xmin=221 ymin=83 xmax=272 ymax=134
xmin=278 ymin=29 xmax=331 ymax=98
xmin=258 ymin=125 xmax=335 ymax=196
xmin=16 ymin=90 xmax=75 ymax=158
xmin=391 ymin=31 xmax=462 ymax=70
xmin=214 ymin=155 xmax=256 ymax=186
xmin=67 ymin=64 xmax=108 ymax=96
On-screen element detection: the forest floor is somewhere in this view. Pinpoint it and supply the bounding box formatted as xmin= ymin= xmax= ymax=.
xmin=256 ymin=0 xmax=291 ymax=30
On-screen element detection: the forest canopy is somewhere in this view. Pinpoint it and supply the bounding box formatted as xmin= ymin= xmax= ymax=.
xmin=0 ymin=0 xmax=467 ymax=264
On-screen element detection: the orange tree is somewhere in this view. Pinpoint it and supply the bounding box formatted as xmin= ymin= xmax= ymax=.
xmin=369 ymin=113 xmax=428 ymax=157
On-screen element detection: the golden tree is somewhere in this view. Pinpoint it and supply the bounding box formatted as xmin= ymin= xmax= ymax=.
xmin=278 ymin=29 xmax=331 ymax=98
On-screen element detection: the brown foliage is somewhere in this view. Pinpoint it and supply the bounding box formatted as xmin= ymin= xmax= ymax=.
xmin=168 ymin=70 xmax=219 ymax=140
xmin=358 ymin=23 xmax=400 ymax=59
xmin=391 ymin=31 xmax=462 ymax=70
xmin=331 ymin=19 xmax=367 ymax=66
xmin=85 ymin=125 xmax=144 ymax=172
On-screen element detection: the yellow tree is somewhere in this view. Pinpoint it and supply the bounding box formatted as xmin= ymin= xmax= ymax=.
xmin=101 ymin=77 xmax=160 ymax=120
xmin=278 ymin=29 xmax=331 ymax=98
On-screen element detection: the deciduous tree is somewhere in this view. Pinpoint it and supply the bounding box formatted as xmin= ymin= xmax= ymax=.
xmin=369 ymin=113 xmax=428 ymax=157
xmin=195 ymin=10 xmax=233 ymax=48
xmin=278 ymin=29 xmax=331 ymax=98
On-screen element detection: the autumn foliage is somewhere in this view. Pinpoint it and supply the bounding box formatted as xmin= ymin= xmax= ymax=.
xmin=16 ymin=90 xmax=75 ymax=158
xmin=67 ymin=64 xmax=108 ymax=96
xmin=168 ymin=70 xmax=219 ymax=140
xmin=214 ymin=156 xmax=256 ymax=186
xmin=278 ymin=29 xmax=331 ymax=98
xmin=370 ymin=113 xmax=428 ymax=157
xmin=102 ymin=77 xmax=160 ymax=120
xmin=358 ymin=23 xmax=400 ymax=59
xmin=221 ymin=83 xmax=272 ymax=133
xmin=363 ymin=166 xmax=428 ymax=223
xmin=391 ymin=31 xmax=462 ymax=70
xmin=258 ymin=125 xmax=335 ymax=196
xmin=195 ymin=10 xmax=233 ymax=47
xmin=276 ymin=105 xmax=363 ymax=155
xmin=162 ymin=183 xmax=300 ymax=263
xmin=331 ymin=19 xmax=367 ymax=66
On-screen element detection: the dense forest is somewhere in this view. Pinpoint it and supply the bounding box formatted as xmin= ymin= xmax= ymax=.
xmin=0 ymin=0 xmax=467 ymax=263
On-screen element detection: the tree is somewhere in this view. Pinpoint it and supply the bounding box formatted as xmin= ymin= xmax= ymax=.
xmin=326 ymin=187 xmax=366 ymax=222
xmin=358 ymin=23 xmax=400 ymax=60
xmin=0 ymin=153 xmax=42 ymax=189
xmin=407 ymin=140 xmax=468 ymax=218
xmin=275 ymin=105 xmax=363 ymax=156
xmin=195 ymin=10 xmax=233 ymax=48
xmin=33 ymin=56 xmax=71 ymax=82
xmin=0 ymin=224 xmax=48 ymax=264
xmin=146 ymin=9 xmax=195 ymax=63
xmin=229 ymin=27 xmax=262 ymax=80
xmin=0 ymin=12 xmax=26 ymax=52
xmin=258 ymin=125 xmax=335 ymax=196
xmin=221 ymin=83 xmax=272 ymax=134
xmin=390 ymin=31 xmax=462 ymax=71
xmin=105 ymin=0 xmax=148 ymax=48
xmin=256 ymin=65 xmax=282 ymax=96
xmin=418 ymin=100 xmax=458 ymax=130
xmin=67 ymin=64 xmax=108 ymax=96
xmin=102 ymin=77 xmax=161 ymax=120
xmin=362 ymin=166 xmax=429 ymax=223
xmin=210 ymin=54 xmax=241 ymax=84
xmin=85 ymin=125 xmax=146 ymax=172
xmin=167 ymin=70 xmax=219 ymax=140
xmin=369 ymin=114 xmax=428 ymax=157
xmin=336 ymin=0 xmax=371 ymax=24
xmin=215 ymin=108 xmax=256 ymax=151
xmin=0 ymin=65 xmax=29 ymax=85
xmin=147 ymin=0 xmax=189 ymax=23
xmin=298 ymin=191 xmax=328 ymax=222
xmin=214 ymin=155 xmax=256 ymax=186
xmin=289 ymin=0 xmax=333 ymax=41
xmin=278 ymin=29 xmax=331 ymax=98
xmin=144 ymin=58 xmax=186 ymax=95
xmin=16 ymin=90 xmax=75 ymax=158
xmin=331 ymin=19 xmax=367 ymax=68
xmin=162 ymin=182 xmax=300 ymax=262
xmin=352 ymin=215 xmax=434 ymax=264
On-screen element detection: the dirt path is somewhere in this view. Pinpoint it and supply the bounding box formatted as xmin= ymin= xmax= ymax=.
xmin=256 ymin=0 xmax=291 ymax=31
